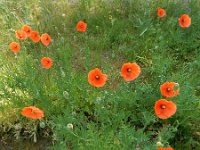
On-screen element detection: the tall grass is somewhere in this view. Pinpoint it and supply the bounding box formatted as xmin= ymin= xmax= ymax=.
xmin=0 ymin=0 xmax=199 ymax=149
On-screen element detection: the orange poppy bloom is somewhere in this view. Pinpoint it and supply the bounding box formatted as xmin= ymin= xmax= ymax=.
xmin=41 ymin=33 xmax=51 ymax=46
xmin=76 ymin=21 xmax=87 ymax=32
xmin=9 ymin=42 xmax=20 ymax=53
xmin=160 ymin=82 xmax=180 ymax=98
xmin=88 ymin=68 xmax=107 ymax=87
xmin=41 ymin=57 xmax=53 ymax=69
xmin=15 ymin=30 xmax=27 ymax=40
xmin=30 ymin=31 xmax=40 ymax=43
xmin=158 ymin=147 xmax=173 ymax=150
xmin=154 ymin=99 xmax=176 ymax=119
xmin=179 ymin=14 xmax=191 ymax=28
xmin=21 ymin=106 xmax=44 ymax=120
xmin=157 ymin=7 xmax=166 ymax=18
xmin=121 ymin=62 xmax=141 ymax=81
xmin=22 ymin=25 xmax=32 ymax=36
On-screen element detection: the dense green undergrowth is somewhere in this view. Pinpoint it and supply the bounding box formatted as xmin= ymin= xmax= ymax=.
xmin=0 ymin=0 xmax=200 ymax=149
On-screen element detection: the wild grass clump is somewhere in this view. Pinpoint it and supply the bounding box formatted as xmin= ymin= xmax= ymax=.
xmin=0 ymin=0 xmax=199 ymax=149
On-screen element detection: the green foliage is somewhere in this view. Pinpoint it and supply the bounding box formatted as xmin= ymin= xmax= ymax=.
xmin=0 ymin=0 xmax=200 ymax=149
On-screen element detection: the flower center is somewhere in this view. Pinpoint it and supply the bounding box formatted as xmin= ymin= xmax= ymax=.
xmin=161 ymin=105 xmax=166 ymax=109
xmin=46 ymin=60 xmax=50 ymax=64
xmin=95 ymin=75 xmax=100 ymax=80
xmin=31 ymin=110 xmax=36 ymax=115
xmin=167 ymin=87 xmax=171 ymax=92
xmin=127 ymin=68 xmax=131 ymax=72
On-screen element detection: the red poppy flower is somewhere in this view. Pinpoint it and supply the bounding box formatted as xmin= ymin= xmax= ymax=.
xmin=41 ymin=57 xmax=53 ymax=69
xmin=22 ymin=25 xmax=32 ymax=36
xmin=179 ymin=14 xmax=191 ymax=28
xmin=41 ymin=33 xmax=51 ymax=46
xmin=76 ymin=21 xmax=87 ymax=32
xmin=160 ymin=82 xmax=180 ymax=98
xmin=88 ymin=68 xmax=107 ymax=87
xmin=15 ymin=30 xmax=27 ymax=40
xmin=121 ymin=62 xmax=141 ymax=81
xmin=158 ymin=147 xmax=173 ymax=150
xmin=157 ymin=7 xmax=166 ymax=18
xmin=9 ymin=42 xmax=20 ymax=53
xmin=30 ymin=31 xmax=40 ymax=43
xmin=21 ymin=106 xmax=44 ymax=120
xmin=154 ymin=99 xmax=176 ymax=119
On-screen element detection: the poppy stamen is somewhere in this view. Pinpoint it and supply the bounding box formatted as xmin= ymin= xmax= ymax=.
xmin=31 ymin=110 xmax=35 ymax=114
xmin=167 ymin=87 xmax=171 ymax=92
xmin=95 ymin=75 xmax=100 ymax=80
xmin=127 ymin=68 xmax=131 ymax=72
xmin=161 ymin=105 xmax=166 ymax=109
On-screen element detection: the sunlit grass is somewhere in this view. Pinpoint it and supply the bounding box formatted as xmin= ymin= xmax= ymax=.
xmin=0 ymin=0 xmax=200 ymax=149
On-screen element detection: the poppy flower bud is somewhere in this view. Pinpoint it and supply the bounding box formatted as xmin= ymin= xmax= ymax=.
xmin=156 ymin=141 xmax=163 ymax=147
xmin=109 ymin=15 xmax=113 ymax=20
xmin=174 ymin=83 xmax=180 ymax=91
xmin=63 ymin=91 xmax=69 ymax=99
xmin=67 ymin=123 xmax=73 ymax=130
xmin=60 ymin=68 xmax=66 ymax=77
xmin=39 ymin=122 xmax=46 ymax=128
xmin=14 ymin=123 xmax=22 ymax=130
xmin=72 ymin=111 xmax=76 ymax=116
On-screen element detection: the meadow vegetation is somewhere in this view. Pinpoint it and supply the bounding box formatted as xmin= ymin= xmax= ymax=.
xmin=0 ymin=0 xmax=199 ymax=149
